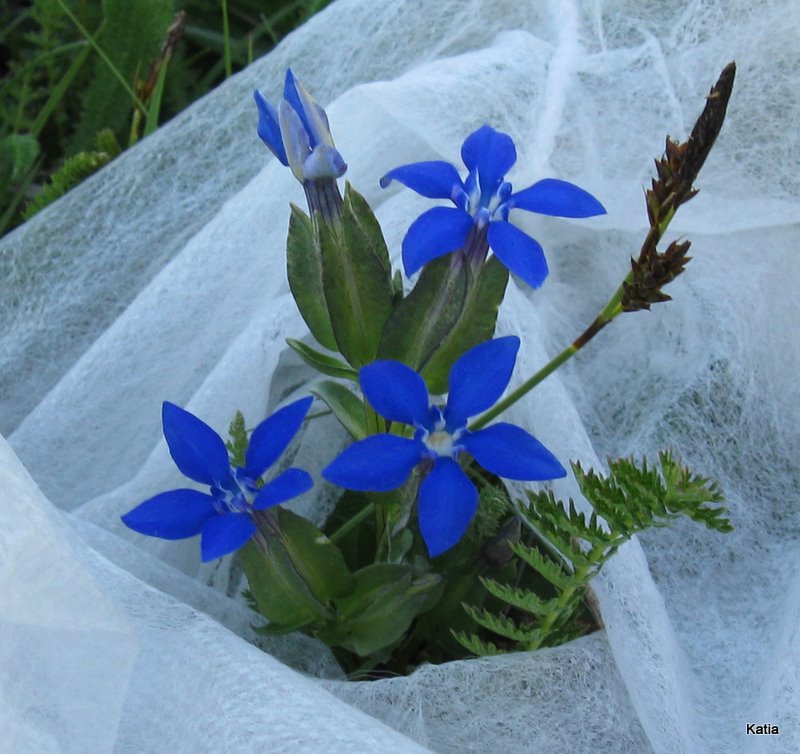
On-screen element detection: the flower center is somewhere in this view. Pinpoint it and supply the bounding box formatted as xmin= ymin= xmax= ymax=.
xmin=419 ymin=412 xmax=465 ymax=459
xmin=425 ymin=429 xmax=456 ymax=457
xmin=211 ymin=470 xmax=258 ymax=515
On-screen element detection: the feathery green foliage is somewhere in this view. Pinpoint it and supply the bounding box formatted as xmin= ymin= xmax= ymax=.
xmin=455 ymin=451 xmax=731 ymax=655
xmin=22 ymin=129 xmax=120 ymax=218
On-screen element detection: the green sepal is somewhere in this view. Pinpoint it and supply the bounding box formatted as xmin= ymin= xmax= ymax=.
xmin=420 ymin=255 xmax=509 ymax=394
xmin=310 ymin=380 xmax=367 ymax=440
xmin=286 ymin=338 xmax=359 ymax=382
xmin=286 ymin=204 xmax=338 ymax=350
xmin=319 ymin=183 xmax=394 ymax=367
xmin=240 ymin=507 xmax=354 ymax=627
xmin=318 ymin=564 xmax=443 ymax=656
xmin=377 ymin=254 xmax=469 ymax=380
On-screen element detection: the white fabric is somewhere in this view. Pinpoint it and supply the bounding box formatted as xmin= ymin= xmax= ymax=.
xmin=1 ymin=1 xmax=798 ymax=752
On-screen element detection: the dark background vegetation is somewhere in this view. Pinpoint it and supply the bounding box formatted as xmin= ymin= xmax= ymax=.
xmin=0 ymin=0 xmax=332 ymax=237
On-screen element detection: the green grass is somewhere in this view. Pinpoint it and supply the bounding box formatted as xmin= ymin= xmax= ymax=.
xmin=0 ymin=0 xmax=333 ymax=237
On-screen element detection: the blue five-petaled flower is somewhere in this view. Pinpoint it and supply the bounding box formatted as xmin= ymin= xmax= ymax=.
xmin=254 ymin=69 xmax=347 ymax=182
xmin=122 ymin=398 xmax=314 ymax=562
xmin=322 ymin=337 xmax=566 ymax=557
xmin=380 ymin=125 xmax=606 ymax=288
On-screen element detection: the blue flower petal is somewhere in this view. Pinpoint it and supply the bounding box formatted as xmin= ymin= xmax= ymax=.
xmin=244 ymin=396 xmax=313 ymax=480
xmin=253 ymin=468 xmax=314 ymax=510
xmin=402 ymin=206 xmax=473 ymax=276
xmin=461 ymin=423 xmax=567 ymax=480
xmin=460 ymin=126 xmax=517 ymax=196
xmin=444 ymin=337 xmax=520 ymax=430
xmin=162 ymin=402 xmax=232 ymax=486
xmin=283 ymin=69 xmax=334 ymax=150
xmin=254 ymin=90 xmax=288 ymax=165
xmin=322 ymin=435 xmax=424 ymax=491
xmin=359 ymin=361 xmax=431 ymax=426
xmin=487 ymin=221 xmax=549 ymax=288
xmin=510 ymin=178 xmax=606 ymax=218
xmin=200 ymin=513 xmax=257 ymax=561
xmin=418 ymin=457 xmax=478 ymax=557
xmin=380 ymin=161 xmax=464 ymax=199
xmin=121 ymin=489 xmax=217 ymax=539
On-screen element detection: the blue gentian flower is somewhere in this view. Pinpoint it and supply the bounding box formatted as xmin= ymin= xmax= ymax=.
xmin=380 ymin=125 xmax=606 ymax=288
xmin=322 ymin=337 xmax=566 ymax=557
xmin=254 ymin=69 xmax=347 ymax=183
xmin=122 ymin=398 xmax=314 ymax=561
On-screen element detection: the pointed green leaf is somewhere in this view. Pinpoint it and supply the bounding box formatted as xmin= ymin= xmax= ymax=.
xmin=421 ymin=255 xmax=509 ymax=394
xmin=377 ymin=253 xmax=469 ymax=377
xmin=287 ymin=205 xmax=338 ymax=350
xmin=310 ymin=380 xmax=367 ymax=440
xmin=240 ymin=508 xmax=354 ymax=627
xmin=343 ymin=182 xmax=392 ymax=279
xmin=318 ymin=185 xmax=394 ymax=367
xmin=319 ymin=564 xmax=442 ymax=655
xmin=286 ymin=338 xmax=358 ymax=381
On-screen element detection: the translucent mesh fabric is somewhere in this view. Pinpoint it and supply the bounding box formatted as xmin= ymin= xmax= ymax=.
xmin=1 ymin=1 xmax=798 ymax=752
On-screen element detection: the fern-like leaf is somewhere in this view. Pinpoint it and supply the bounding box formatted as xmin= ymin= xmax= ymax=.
xmin=462 ymin=605 xmax=541 ymax=644
xmin=478 ymin=577 xmax=560 ymax=617
xmin=451 ymin=630 xmax=503 ymax=657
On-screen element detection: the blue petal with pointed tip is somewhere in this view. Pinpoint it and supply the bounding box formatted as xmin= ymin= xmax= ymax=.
xmin=461 ymin=423 xmax=566 ymax=480
xmin=253 ymin=468 xmax=314 ymax=510
xmin=380 ymin=161 xmax=464 ymax=199
xmin=253 ymin=90 xmax=288 ymax=165
xmin=487 ymin=221 xmax=549 ymax=288
xmin=360 ymin=361 xmax=431 ymax=426
xmin=418 ymin=457 xmax=478 ymax=557
xmin=510 ymin=178 xmax=606 ymax=218
xmin=402 ymin=206 xmax=473 ymax=276
xmin=200 ymin=513 xmax=257 ymax=562
xmin=244 ymin=396 xmax=313 ymax=480
xmin=444 ymin=336 xmax=520 ymax=430
xmin=121 ymin=488 xmax=217 ymax=539
xmin=460 ymin=126 xmax=517 ymax=196
xmin=162 ymin=402 xmax=232 ymax=486
xmin=322 ymin=435 xmax=424 ymax=491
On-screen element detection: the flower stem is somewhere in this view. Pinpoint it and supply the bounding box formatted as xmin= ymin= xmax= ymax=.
xmin=469 ymin=191 xmax=685 ymax=431
xmin=328 ymin=501 xmax=375 ymax=544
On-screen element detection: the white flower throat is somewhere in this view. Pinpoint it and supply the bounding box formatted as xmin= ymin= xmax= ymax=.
xmin=421 ymin=415 xmax=465 ymax=458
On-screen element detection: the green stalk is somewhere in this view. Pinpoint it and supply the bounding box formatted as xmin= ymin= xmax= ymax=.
xmin=470 ymin=193 xmax=683 ymax=431
xmin=221 ymin=0 xmax=233 ymax=79
xmin=328 ymin=502 xmax=375 ymax=544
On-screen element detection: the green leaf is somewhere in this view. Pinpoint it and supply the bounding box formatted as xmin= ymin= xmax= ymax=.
xmin=421 ymin=255 xmax=509 ymax=394
xmin=286 ymin=205 xmax=338 ymax=350
xmin=478 ymin=577 xmax=561 ymax=617
xmin=0 ymin=134 xmax=40 ymax=182
xmin=67 ymin=0 xmax=173 ymax=153
xmin=342 ymin=182 xmax=392 ymax=279
xmin=509 ymin=541 xmax=572 ymax=591
xmin=377 ymin=253 xmax=469 ymax=379
xmin=286 ymin=338 xmax=358 ymax=381
xmin=225 ymin=410 xmax=248 ymax=467
xmin=240 ymin=507 xmax=354 ymax=627
xmin=451 ymin=630 xmax=502 ymax=657
xmin=319 ymin=183 xmax=394 ymax=367
xmin=462 ymin=604 xmax=541 ymax=644
xmin=310 ymin=380 xmax=367 ymax=440
xmin=318 ymin=564 xmax=442 ymax=656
